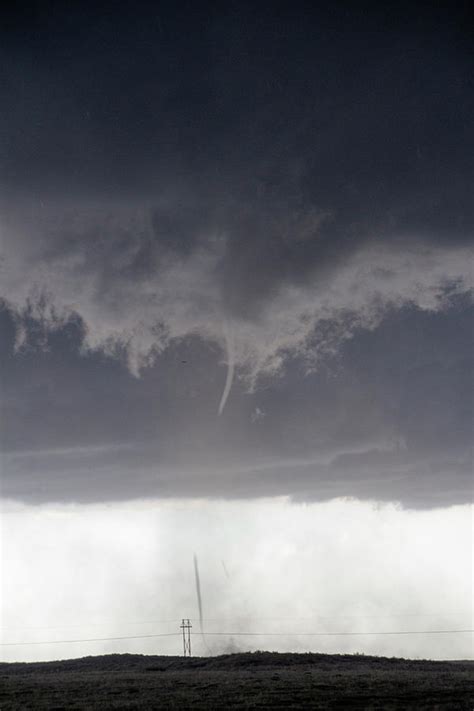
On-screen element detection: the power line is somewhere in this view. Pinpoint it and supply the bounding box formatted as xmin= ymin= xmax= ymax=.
xmin=196 ymin=630 xmax=474 ymax=637
xmin=1 ymin=629 xmax=471 ymax=647
xmin=0 ymin=632 xmax=181 ymax=647
xmin=0 ymin=619 xmax=181 ymax=632
xmin=194 ymin=613 xmax=471 ymax=622
xmin=1 ymin=612 xmax=469 ymax=632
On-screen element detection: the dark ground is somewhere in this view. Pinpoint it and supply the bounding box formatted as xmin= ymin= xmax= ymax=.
xmin=0 ymin=651 xmax=473 ymax=710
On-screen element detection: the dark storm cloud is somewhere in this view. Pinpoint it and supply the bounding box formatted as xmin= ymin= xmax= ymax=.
xmin=0 ymin=3 xmax=472 ymax=505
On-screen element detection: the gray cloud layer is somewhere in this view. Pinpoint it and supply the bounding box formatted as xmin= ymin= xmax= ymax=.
xmin=0 ymin=3 xmax=472 ymax=506
xmin=1 ymin=295 xmax=472 ymax=507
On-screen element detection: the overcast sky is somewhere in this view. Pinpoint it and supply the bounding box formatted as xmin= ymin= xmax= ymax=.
xmin=0 ymin=2 xmax=472 ymax=661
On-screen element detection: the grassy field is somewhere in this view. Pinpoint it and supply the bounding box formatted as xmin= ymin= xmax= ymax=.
xmin=0 ymin=651 xmax=473 ymax=709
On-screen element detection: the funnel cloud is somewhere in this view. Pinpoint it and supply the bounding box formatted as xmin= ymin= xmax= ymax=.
xmin=218 ymin=326 xmax=235 ymax=415
xmin=193 ymin=553 xmax=204 ymax=631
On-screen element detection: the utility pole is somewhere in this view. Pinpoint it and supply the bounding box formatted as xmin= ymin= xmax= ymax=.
xmin=180 ymin=618 xmax=192 ymax=657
